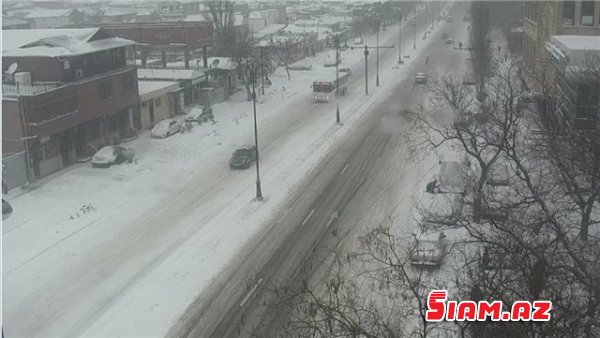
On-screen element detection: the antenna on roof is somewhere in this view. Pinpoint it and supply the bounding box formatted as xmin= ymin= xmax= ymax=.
xmin=7 ymin=63 xmax=18 ymax=75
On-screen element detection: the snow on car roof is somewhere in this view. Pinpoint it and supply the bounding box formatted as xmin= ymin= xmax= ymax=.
xmin=419 ymin=192 xmax=463 ymax=219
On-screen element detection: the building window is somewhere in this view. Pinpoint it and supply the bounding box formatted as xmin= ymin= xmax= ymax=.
xmin=581 ymin=1 xmax=594 ymax=26
xmin=100 ymin=81 xmax=113 ymax=100
xmin=562 ymin=1 xmax=575 ymax=25
xmin=63 ymin=60 xmax=70 ymax=70
xmin=155 ymin=97 xmax=161 ymax=106
xmin=142 ymin=100 xmax=148 ymax=108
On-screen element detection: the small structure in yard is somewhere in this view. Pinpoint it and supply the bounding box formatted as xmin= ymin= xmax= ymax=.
xmin=136 ymin=81 xmax=181 ymax=130
xmin=410 ymin=232 xmax=448 ymax=268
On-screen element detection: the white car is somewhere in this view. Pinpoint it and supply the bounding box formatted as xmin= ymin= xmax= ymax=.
xmin=353 ymin=37 xmax=363 ymax=45
xmin=92 ymin=145 xmax=135 ymax=168
xmin=151 ymin=118 xmax=183 ymax=138
xmin=185 ymin=106 xmax=213 ymax=122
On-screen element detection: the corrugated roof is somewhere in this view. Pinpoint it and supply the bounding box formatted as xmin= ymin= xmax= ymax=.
xmin=2 ymin=15 xmax=29 ymax=27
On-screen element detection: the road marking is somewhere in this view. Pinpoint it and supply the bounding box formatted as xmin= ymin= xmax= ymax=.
xmin=326 ymin=212 xmax=339 ymax=229
xmin=240 ymin=278 xmax=263 ymax=307
xmin=340 ymin=164 xmax=350 ymax=176
xmin=363 ymin=136 xmax=370 ymax=144
xmin=301 ymin=209 xmax=315 ymax=226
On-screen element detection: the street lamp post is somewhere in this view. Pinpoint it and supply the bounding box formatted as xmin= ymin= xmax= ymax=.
xmin=364 ymin=45 xmax=369 ymax=95
xmin=413 ymin=7 xmax=416 ymax=49
xmin=398 ymin=14 xmax=403 ymax=64
xmin=423 ymin=1 xmax=427 ymax=39
xmin=335 ymin=48 xmax=341 ymax=123
xmin=376 ymin=26 xmax=380 ymax=86
xmin=251 ymin=64 xmax=263 ymax=201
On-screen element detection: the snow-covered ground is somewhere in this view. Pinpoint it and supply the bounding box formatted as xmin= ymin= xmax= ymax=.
xmin=3 ymin=6 xmax=456 ymax=336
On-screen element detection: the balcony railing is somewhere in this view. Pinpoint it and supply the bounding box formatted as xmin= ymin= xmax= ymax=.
xmin=2 ymin=82 xmax=63 ymax=96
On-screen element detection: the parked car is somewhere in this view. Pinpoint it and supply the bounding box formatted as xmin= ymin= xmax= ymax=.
xmin=434 ymin=159 xmax=471 ymax=194
xmin=185 ymin=106 xmax=214 ymax=122
xmin=415 ymin=72 xmax=427 ymax=84
xmin=230 ymin=146 xmax=257 ymax=169
xmin=288 ymin=62 xmax=313 ymax=71
xmin=151 ymin=118 xmax=183 ymax=138
xmin=441 ymin=33 xmax=449 ymax=40
xmin=2 ymin=199 xmax=13 ymax=220
xmin=353 ymin=37 xmax=363 ymax=45
xmin=92 ymin=145 xmax=135 ymax=168
xmin=445 ymin=38 xmax=455 ymax=44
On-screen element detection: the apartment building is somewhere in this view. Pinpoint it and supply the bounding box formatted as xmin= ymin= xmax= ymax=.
xmin=2 ymin=28 xmax=139 ymax=181
xmin=523 ymin=1 xmax=600 ymax=79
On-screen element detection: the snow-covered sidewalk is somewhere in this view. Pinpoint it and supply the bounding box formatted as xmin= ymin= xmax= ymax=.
xmin=2 ymin=5 xmax=453 ymax=336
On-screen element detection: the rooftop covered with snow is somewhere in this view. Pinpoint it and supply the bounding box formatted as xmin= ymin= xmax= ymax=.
xmin=2 ymin=28 xmax=134 ymax=57
xmin=137 ymin=68 xmax=206 ymax=81
xmin=138 ymin=80 xmax=180 ymax=97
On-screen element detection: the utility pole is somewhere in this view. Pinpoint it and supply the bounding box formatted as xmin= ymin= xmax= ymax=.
xmin=335 ymin=48 xmax=341 ymax=123
xmin=413 ymin=7 xmax=416 ymax=49
xmin=260 ymin=47 xmax=265 ymax=95
xmin=376 ymin=27 xmax=380 ymax=86
xmin=251 ymin=64 xmax=263 ymax=201
xmin=398 ymin=13 xmax=403 ymax=64
xmin=350 ymin=44 xmax=394 ymax=95
xmin=423 ymin=1 xmax=427 ymax=39
xmin=431 ymin=0 xmax=435 ymax=30
xmin=364 ymin=46 xmax=369 ymax=95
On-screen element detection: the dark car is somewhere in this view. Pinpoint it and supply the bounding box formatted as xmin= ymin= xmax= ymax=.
xmin=230 ymin=146 xmax=257 ymax=169
xmin=441 ymin=33 xmax=449 ymax=40
xmin=3 ymin=199 xmax=13 ymax=220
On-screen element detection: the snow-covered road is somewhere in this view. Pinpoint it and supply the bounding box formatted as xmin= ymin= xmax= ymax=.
xmin=2 ymin=2 xmax=465 ymax=336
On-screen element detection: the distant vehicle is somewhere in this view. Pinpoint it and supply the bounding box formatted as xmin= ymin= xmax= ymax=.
xmin=185 ymin=106 xmax=214 ymax=122
xmin=445 ymin=38 xmax=455 ymax=44
xmin=446 ymin=16 xmax=454 ymax=22
xmin=151 ymin=118 xmax=183 ymax=138
xmin=339 ymin=67 xmax=352 ymax=74
xmin=230 ymin=146 xmax=257 ymax=169
xmin=410 ymin=231 xmax=448 ymax=267
xmin=415 ymin=72 xmax=427 ymax=84
xmin=463 ymin=69 xmax=476 ymax=85
xmin=441 ymin=33 xmax=449 ymax=40
xmin=313 ymin=70 xmax=351 ymax=102
xmin=325 ymin=50 xmax=340 ymax=67
xmin=92 ymin=145 xmax=135 ymax=168
xmin=353 ymin=37 xmax=363 ymax=45
xmin=2 ymin=199 xmax=13 ymax=220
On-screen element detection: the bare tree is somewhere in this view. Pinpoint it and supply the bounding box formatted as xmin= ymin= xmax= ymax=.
xmin=270 ymin=36 xmax=301 ymax=81
xmin=208 ymin=1 xmax=237 ymax=57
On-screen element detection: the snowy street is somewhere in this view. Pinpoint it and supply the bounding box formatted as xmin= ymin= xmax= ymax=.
xmin=2 ymin=2 xmax=470 ymax=337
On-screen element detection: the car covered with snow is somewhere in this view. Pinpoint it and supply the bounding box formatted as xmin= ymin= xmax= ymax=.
xmin=353 ymin=37 xmax=363 ymax=45
xmin=415 ymin=72 xmax=427 ymax=84
xmin=151 ymin=118 xmax=183 ymax=138
xmin=445 ymin=38 xmax=455 ymax=44
xmin=92 ymin=145 xmax=135 ymax=168
xmin=441 ymin=33 xmax=449 ymax=40
xmin=185 ymin=106 xmax=214 ymax=122
xmin=230 ymin=146 xmax=257 ymax=169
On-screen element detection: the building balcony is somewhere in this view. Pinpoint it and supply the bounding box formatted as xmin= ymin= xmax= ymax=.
xmin=2 ymin=82 xmax=64 ymax=97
